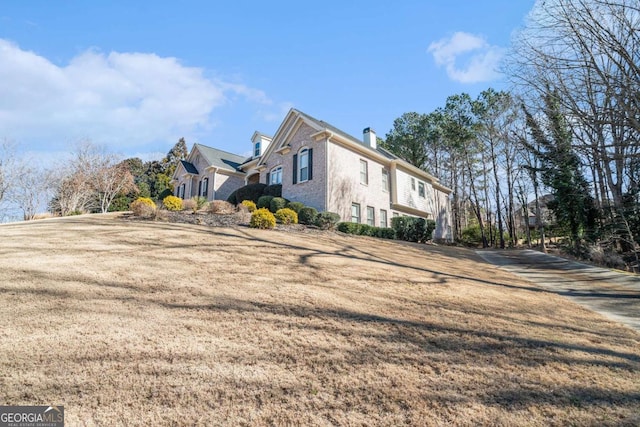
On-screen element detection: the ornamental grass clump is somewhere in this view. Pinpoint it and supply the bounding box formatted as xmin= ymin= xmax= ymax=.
xmin=130 ymin=197 xmax=156 ymax=218
xmin=250 ymin=208 xmax=276 ymax=229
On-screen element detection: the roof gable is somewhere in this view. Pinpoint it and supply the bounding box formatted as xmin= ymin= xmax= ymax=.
xmin=191 ymin=143 xmax=247 ymax=173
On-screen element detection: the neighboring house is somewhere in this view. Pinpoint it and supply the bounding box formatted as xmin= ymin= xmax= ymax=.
xmin=173 ymin=109 xmax=453 ymax=241
xmin=516 ymin=194 xmax=555 ymax=231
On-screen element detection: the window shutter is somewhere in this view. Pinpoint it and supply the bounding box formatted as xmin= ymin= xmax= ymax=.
xmin=198 ymin=181 xmax=202 ymax=196
xmin=266 ymin=171 xmax=271 ymax=185
xmin=308 ymin=149 xmax=313 ymax=181
xmin=292 ymin=154 xmax=298 ymax=184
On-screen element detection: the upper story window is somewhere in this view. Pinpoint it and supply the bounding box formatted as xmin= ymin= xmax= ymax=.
xmin=382 ymin=169 xmax=389 ymax=192
xmin=270 ymin=166 xmax=282 ymax=185
xmin=418 ymin=181 xmax=425 ymax=198
xmin=293 ymin=147 xmax=313 ymax=184
xmin=360 ymin=159 xmax=368 ymax=185
xmin=411 ymin=177 xmax=416 ymax=191
xmin=254 ymin=141 xmax=261 ymax=157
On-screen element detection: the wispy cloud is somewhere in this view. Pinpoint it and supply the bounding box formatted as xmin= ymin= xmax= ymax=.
xmin=427 ymin=32 xmax=504 ymax=84
xmin=0 ymin=39 xmax=290 ymax=150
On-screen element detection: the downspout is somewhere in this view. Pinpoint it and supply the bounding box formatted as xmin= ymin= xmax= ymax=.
xmin=210 ymin=167 xmax=217 ymax=200
xmin=390 ymin=161 xmax=398 ymax=208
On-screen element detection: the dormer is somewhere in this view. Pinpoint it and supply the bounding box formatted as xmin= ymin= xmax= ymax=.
xmin=251 ymin=131 xmax=273 ymax=159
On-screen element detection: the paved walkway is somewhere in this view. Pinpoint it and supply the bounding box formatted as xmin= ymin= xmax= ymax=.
xmin=477 ymin=249 xmax=640 ymax=332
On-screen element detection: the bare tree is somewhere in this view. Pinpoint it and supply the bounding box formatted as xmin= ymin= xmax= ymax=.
xmin=95 ymin=161 xmax=136 ymax=213
xmin=8 ymin=164 xmax=54 ymax=220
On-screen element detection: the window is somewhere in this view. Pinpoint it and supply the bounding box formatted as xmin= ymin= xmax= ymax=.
xmin=201 ymin=177 xmax=209 ymax=197
xmin=299 ymin=149 xmax=309 ymax=182
xmin=179 ymin=183 xmax=186 ymax=199
xmin=270 ymin=166 xmax=282 ymax=185
xmin=382 ymin=169 xmax=389 ymax=192
xmin=418 ymin=181 xmax=425 ymax=198
xmin=351 ymin=203 xmax=361 ymax=223
xmin=360 ymin=160 xmax=368 ymax=185
xmin=254 ymin=141 xmax=261 ymax=157
xmin=411 ymin=177 xmax=416 ymax=190
xmin=380 ymin=209 xmax=388 ymax=228
xmin=366 ymin=206 xmax=375 ymax=226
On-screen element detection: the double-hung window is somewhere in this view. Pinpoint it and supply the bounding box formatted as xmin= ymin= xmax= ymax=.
xmin=360 ymin=160 xmax=368 ymax=185
xmin=201 ymin=177 xmax=209 ymax=197
xmin=270 ymin=166 xmax=282 ymax=185
xmin=382 ymin=169 xmax=389 ymax=192
xmin=299 ymin=149 xmax=309 ymax=182
xmin=366 ymin=206 xmax=375 ymax=226
xmin=380 ymin=209 xmax=388 ymax=228
xmin=418 ymin=181 xmax=425 ymax=198
xmin=254 ymin=141 xmax=261 ymax=157
xmin=351 ymin=203 xmax=361 ymax=223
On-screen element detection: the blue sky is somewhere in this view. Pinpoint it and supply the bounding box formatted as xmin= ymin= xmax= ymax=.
xmin=1 ymin=1 xmax=535 ymax=163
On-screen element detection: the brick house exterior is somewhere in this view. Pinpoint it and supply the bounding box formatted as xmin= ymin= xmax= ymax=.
xmin=173 ymin=109 xmax=453 ymax=241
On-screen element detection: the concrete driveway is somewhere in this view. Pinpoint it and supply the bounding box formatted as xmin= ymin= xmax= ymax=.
xmin=477 ymin=249 xmax=640 ymax=332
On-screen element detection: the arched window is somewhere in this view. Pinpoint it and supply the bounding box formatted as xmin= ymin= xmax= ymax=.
xmin=269 ymin=166 xmax=282 ymax=185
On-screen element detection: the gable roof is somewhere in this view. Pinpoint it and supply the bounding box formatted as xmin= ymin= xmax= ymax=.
xmin=194 ymin=143 xmax=247 ymax=173
xmin=180 ymin=160 xmax=199 ymax=175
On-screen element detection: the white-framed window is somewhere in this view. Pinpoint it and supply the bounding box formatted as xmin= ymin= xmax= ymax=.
xmin=380 ymin=209 xmax=388 ymax=228
xmin=270 ymin=166 xmax=282 ymax=185
xmin=360 ymin=159 xmax=368 ymax=185
xmin=418 ymin=181 xmax=425 ymax=198
xmin=411 ymin=177 xmax=416 ymax=191
xmin=254 ymin=141 xmax=261 ymax=157
xmin=299 ymin=149 xmax=309 ymax=182
xmin=351 ymin=203 xmax=361 ymax=223
xmin=366 ymin=206 xmax=375 ymax=226
xmin=201 ymin=177 xmax=209 ymax=197
xmin=179 ymin=183 xmax=186 ymax=199
xmin=382 ymin=169 xmax=389 ymax=192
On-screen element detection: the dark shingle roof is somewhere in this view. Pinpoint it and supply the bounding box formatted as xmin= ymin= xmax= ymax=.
xmin=195 ymin=144 xmax=247 ymax=172
xmin=180 ymin=160 xmax=199 ymax=174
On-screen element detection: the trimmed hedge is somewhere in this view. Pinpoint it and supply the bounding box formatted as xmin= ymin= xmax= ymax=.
xmin=250 ymin=208 xmax=276 ymax=229
xmin=157 ymin=188 xmax=174 ymax=202
xmin=298 ymin=206 xmax=318 ymax=225
xmin=263 ymin=184 xmax=282 ymax=197
xmin=256 ymin=195 xmax=274 ymax=210
xmin=286 ymin=201 xmax=305 ymax=214
xmin=162 ymin=195 xmax=183 ymax=211
xmin=275 ymin=208 xmax=298 ymax=224
xmin=269 ymin=197 xmax=287 ymax=213
xmin=315 ymin=211 xmax=341 ymax=230
xmin=234 ymin=183 xmax=268 ymax=205
xmin=391 ymin=216 xmax=436 ymax=242
xmin=337 ymin=222 xmax=396 ymax=240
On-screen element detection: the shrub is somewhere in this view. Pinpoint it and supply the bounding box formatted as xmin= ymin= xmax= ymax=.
xmin=162 ymin=195 xmax=183 ymax=211
xmin=208 ymin=200 xmax=236 ymax=214
xmin=235 ymin=183 xmax=268 ymax=205
xmin=375 ymin=227 xmax=396 ymax=239
xmin=263 ymin=184 xmax=282 ymax=197
xmin=192 ymin=196 xmax=208 ymax=211
xmin=257 ymin=195 xmax=274 ymax=210
xmin=227 ymin=190 xmax=238 ymax=205
xmin=269 ymin=197 xmax=287 ymax=213
xmin=108 ymin=195 xmax=132 ymax=212
xmin=337 ymin=222 xmax=359 ymax=234
xmin=157 ymin=188 xmax=174 ymax=202
xmin=250 ymin=208 xmax=276 ymax=229
xmin=286 ymin=201 xmax=305 ymax=214
xmin=391 ymin=216 xmax=435 ymax=243
xmin=298 ymin=206 xmax=318 ymax=225
xmin=241 ymin=200 xmax=257 ymax=212
xmin=182 ymin=198 xmax=197 ymax=212
xmin=275 ymin=208 xmax=298 ymax=224
xmin=337 ymin=222 xmax=396 ymax=240
xmin=130 ymin=197 xmax=156 ymax=218
xmin=315 ymin=211 xmax=341 ymax=230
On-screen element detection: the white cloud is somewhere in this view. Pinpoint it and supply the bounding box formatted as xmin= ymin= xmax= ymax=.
xmin=0 ymin=39 xmax=288 ymax=150
xmin=427 ymin=32 xmax=505 ymax=84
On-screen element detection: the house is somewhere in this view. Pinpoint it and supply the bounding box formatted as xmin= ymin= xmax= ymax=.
xmin=173 ymin=109 xmax=453 ymax=241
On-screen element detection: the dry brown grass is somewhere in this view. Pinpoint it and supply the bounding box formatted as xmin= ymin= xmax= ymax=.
xmin=0 ymin=214 xmax=639 ymax=426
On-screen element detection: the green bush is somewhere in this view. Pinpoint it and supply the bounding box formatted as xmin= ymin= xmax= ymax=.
xmin=337 ymin=222 xmax=360 ymax=234
xmin=315 ymin=211 xmax=341 ymax=230
xmin=227 ymin=190 xmax=238 ymax=205
xmin=241 ymin=200 xmax=257 ymax=212
xmin=108 ymin=195 xmax=132 ymax=212
xmin=130 ymin=197 xmax=156 ymax=218
xmin=391 ymin=216 xmax=435 ymax=243
xmin=275 ymin=208 xmax=298 ymax=224
xmin=235 ymin=183 xmax=268 ymax=205
xmin=192 ymin=196 xmax=208 ymax=211
xmin=286 ymin=201 xmax=305 ymax=214
xmin=269 ymin=197 xmax=287 ymax=213
xmin=162 ymin=195 xmax=183 ymax=211
xmin=337 ymin=222 xmax=396 ymax=240
xmin=298 ymin=206 xmax=318 ymax=225
xmin=263 ymin=184 xmax=282 ymax=197
xmin=375 ymin=227 xmax=396 ymax=239
xmin=250 ymin=208 xmax=276 ymax=229
xmin=257 ymin=195 xmax=274 ymax=210
xmin=157 ymin=188 xmax=174 ymax=202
